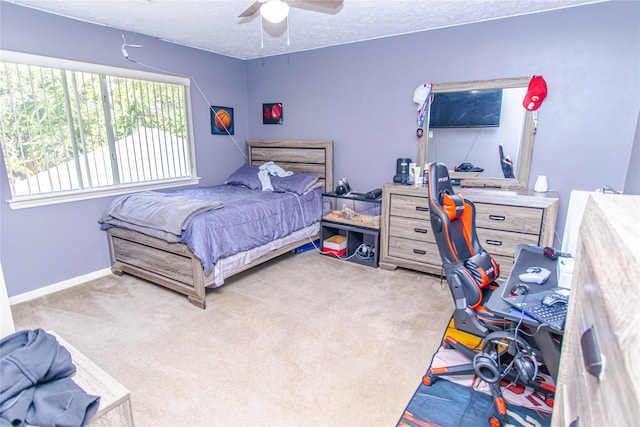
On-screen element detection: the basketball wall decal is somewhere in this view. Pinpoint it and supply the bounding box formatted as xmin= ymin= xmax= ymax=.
xmin=210 ymin=106 xmax=234 ymax=135
xmin=215 ymin=109 xmax=231 ymax=130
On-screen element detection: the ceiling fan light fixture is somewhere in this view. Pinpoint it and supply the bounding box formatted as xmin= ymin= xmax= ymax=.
xmin=260 ymin=0 xmax=289 ymax=23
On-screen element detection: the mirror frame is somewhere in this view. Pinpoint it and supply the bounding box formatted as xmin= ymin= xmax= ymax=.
xmin=417 ymin=76 xmax=535 ymax=190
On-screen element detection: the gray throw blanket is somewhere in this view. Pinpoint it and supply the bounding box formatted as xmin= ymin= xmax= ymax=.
xmin=100 ymin=191 xmax=223 ymax=242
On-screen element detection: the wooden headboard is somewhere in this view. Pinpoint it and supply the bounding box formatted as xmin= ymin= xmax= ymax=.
xmin=246 ymin=140 xmax=334 ymax=192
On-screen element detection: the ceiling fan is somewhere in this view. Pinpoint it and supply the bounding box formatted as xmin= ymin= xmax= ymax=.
xmin=238 ymin=0 xmax=344 ymax=23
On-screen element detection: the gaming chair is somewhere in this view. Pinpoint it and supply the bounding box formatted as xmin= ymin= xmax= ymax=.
xmin=422 ymin=163 xmax=554 ymax=427
xmin=426 ymin=162 xmax=505 ymax=338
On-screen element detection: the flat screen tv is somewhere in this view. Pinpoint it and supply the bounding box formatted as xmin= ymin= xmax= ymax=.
xmin=429 ymin=89 xmax=502 ymax=128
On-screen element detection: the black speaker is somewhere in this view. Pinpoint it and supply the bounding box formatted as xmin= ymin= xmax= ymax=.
xmin=393 ymin=158 xmax=411 ymax=184
xmin=397 ymin=158 xmax=411 ymax=175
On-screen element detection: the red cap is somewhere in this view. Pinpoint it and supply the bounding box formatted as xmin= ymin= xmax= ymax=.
xmin=523 ymin=75 xmax=547 ymax=111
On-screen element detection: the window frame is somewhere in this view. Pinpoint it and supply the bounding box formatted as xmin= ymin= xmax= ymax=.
xmin=0 ymin=50 xmax=199 ymax=210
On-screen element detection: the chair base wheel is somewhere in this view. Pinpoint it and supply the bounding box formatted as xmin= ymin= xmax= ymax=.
xmin=489 ymin=415 xmax=506 ymax=427
xmin=422 ymin=374 xmax=434 ymax=386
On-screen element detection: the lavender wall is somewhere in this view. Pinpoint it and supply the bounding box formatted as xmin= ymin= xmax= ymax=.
xmin=625 ymin=110 xmax=640 ymax=194
xmin=0 ymin=2 xmax=249 ymax=296
xmin=246 ymin=1 xmax=640 ymax=236
xmin=1 ymin=1 xmax=639 ymax=297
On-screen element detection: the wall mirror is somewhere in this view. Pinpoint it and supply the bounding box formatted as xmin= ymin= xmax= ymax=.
xmin=417 ymin=77 xmax=536 ymax=190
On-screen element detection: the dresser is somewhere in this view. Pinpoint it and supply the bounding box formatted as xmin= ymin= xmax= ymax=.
xmin=551 ymin=194 xmax=640 ymax=426
xmin=379 ymin=183 xmax=559 ymax=280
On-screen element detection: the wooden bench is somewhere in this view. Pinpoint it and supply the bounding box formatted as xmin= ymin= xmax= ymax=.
xmin=50 ymin=332 xmax=134 ymax=426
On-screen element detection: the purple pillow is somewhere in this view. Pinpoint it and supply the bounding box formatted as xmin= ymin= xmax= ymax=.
xmin=225 ymin=165 xmax=261 ymax=189
xmin=271 ymin=173 xmax=319 ymax=195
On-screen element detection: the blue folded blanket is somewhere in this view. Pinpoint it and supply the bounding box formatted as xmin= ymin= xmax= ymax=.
xmin=100 ymin=191 xmax=223 ymax=242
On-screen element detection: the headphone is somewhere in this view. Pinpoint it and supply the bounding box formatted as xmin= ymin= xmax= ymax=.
xmin=473 ymin=352 xmax=501 ymax=384
xmin=473 ymin=331 xmax=538 ymax=385
xmin=335 ymin=178 xmax=351 ymax=195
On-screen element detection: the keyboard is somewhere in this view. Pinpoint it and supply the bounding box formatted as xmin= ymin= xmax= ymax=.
xmin=521 ymin=302 xmax=567 ymax=331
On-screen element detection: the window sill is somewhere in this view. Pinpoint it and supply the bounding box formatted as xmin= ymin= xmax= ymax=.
xmin=7 ymin=178 xmax=201 ymax=210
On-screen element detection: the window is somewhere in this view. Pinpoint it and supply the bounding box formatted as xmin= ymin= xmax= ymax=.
xmin=0 ymin=51 xmax=198 ymax=209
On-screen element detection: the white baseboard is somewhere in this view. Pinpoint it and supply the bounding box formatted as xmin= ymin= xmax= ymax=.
xmin=9 ymin=268 xmax=113 ymax=306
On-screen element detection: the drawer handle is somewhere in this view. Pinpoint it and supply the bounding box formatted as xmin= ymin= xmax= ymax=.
xmin=413 ymin=249 xmax=427 ymax=255
xmin=415 ymin=206 xmax=429 ymax=212
xmin=414 ymin=228 xmax=428 ymax=234
xmin=488 ymin=215 xmax=506 ymax=221
xmin=580 ymin=326 xmax=604 ymax=379
xmin=485 ymin=240 xmax=503 ymax=246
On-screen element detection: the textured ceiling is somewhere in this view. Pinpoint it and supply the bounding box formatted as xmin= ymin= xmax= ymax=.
xmin=5 ymin=0 xmax=605 ymax=60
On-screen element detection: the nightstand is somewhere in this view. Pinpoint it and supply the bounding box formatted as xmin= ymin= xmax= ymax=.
xmin=320 ymin=192 xmax=381 ymax=267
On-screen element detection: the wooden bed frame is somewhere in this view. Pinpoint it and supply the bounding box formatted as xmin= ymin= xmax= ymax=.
xmin=106 ymin=140 xmax=333 ymax=309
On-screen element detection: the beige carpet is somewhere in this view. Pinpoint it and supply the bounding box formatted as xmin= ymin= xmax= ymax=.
xmin=11 ymin=251 xmax=452 ymax=427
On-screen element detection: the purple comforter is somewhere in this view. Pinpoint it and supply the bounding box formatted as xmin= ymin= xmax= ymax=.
xmin=171 ymin=185 xmax=322 ymax=276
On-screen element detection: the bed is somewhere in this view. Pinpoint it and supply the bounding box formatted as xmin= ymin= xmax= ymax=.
xmin=103 ymin=140 xmax=333 ymax=309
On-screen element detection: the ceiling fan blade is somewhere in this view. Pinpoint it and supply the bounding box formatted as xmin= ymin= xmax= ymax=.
xmin=289 ymin=0 xmax=344 ymax=14
xmin=238 ymin=1 xmax=262 ymax=18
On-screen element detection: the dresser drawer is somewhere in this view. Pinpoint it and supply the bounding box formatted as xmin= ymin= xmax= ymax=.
xmin=571 ymin=282 xmax=625 ymax=425
xmin=390 ymin=194 xmax=430 ymax=220
xmin=474 ymin=203 xmax=543 ymax=234
xmin=389 ymin=216 xmax=436 ymax=243
xmin=554 ymin=260 xmax=636 ymax=425
xmin=552 ymin=194 xmax=640 ymax=427
xmin=476 ymin=228 xmax=539 ymax=257
xmin=387 ymin=236 xmax=441 ymax=266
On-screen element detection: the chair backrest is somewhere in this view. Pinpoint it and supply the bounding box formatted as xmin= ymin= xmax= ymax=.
xmin=427 ymin=162 xmax=500 ymax=307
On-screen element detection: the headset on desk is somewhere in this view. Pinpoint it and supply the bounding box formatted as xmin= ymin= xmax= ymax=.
xmin=474 ymin=286 xmax=541 ymax=386
xmin=493 ymin=278 xmax=569 ymax=385
xmin=471 ymin=244 xmax=566 ymax=407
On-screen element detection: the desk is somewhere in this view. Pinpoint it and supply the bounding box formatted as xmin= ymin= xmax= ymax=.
xmin=485 ymin=245 xmax=564 ymax=381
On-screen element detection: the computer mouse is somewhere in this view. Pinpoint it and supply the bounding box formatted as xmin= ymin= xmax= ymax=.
xmin=542 ymin=293 xmax=568 ymax=307
xmin=509 ymin=283 xmax=529 ymax=296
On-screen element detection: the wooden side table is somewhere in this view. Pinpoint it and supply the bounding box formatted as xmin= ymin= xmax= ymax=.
xmin=50 ymin=332 xmax=134 ymax=427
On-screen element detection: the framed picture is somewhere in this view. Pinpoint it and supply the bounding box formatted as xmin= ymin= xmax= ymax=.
xmin=211 ymin=106 xmax=234 ymax=135
xmin=263 ymin=102 xmax=283 ymax=125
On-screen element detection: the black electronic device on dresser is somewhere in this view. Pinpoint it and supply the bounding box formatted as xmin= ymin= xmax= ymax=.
xmin=393 ymin=158 xmax=411 ymax=184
